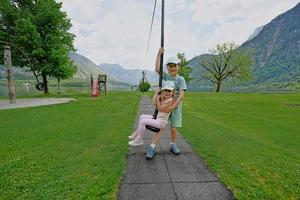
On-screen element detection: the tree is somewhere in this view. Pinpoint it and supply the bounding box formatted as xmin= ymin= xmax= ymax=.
xmin=0 ymin=0 xmax=76 ymax=93
xmin=177 ymin=52 xmax=193 ymax=84
xmin=33 ymin=0 xmax=76 ymax=93
xmin=199 ymin=42 xmax=253 ymax=92
xmin=51 ymin=53 xmax=77 ymax=94
xmin=139 ymin=81 xmax=150 ymax=92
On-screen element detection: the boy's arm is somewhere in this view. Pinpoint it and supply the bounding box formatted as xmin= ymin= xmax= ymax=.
xmin=170 ymin=76 xmax=187 ymax=109
xmin=171 ymin=90 xmax=184 ymax=109
xmin=155 ymin=48 xmax=164 ymax=74
xmin=157 ymin=100 xmax=174 ymax=113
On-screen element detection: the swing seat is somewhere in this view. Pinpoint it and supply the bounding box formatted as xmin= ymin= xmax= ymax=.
xmin=146 ymin=125 xmax=160 ymax=133
xmin=35 ymin=83 xmax=44 ymax=91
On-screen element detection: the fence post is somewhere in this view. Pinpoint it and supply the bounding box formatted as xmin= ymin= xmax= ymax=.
xmin=4 ymin=46 xmax=16 ymax=104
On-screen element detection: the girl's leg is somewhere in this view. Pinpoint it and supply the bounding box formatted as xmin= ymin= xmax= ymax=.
xmin=137 ymin=118 xmax=162 ymax=138
xmin=151 ymin=128 xmax=164 ymax=145
xmin=129 ymin=118 xmax=162 ymax=146
xmin=140 ymin=114 xmax=153 ymax=120
xmin=129 ymin=114 xmax=153 ymax=139
xmin=145 ymin=128 xmax=164 ymax=159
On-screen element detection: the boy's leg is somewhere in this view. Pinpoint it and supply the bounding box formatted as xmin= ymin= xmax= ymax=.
xmin=169 ymin=105 xmax=182 ymax=155
xmin=170 ymin=127 xmax=177 ymax=143
xmin=169 ymin=127 xmax=180 ymax=155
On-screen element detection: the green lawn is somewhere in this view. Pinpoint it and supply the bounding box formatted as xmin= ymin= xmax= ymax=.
xmin=180 ymin=92 xmax=300 ymax=200
xmin=1 ymin=91 xmax=300 ymax=199
xmin=0 ymin=92 xmax=140 ymax=199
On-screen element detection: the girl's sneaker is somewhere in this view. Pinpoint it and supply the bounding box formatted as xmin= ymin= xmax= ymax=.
xmin=128 ymin=131 xmax=138 ymax=140
xmin=128 ymin=137 xmax=144 ymax=146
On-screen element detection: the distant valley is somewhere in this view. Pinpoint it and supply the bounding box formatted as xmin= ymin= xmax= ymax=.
xmin=70 ymin=52 xmax=158 ymax=85
xmin=1 ymin=3 xmax=299 ymax=90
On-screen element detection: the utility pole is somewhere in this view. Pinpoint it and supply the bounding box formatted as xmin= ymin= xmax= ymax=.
xmin=142 ymin=71 xmax=146 ymax=83
xmin=4 ymin=46 xmax=16 ymax=104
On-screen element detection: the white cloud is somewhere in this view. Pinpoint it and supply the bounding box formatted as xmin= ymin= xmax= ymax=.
xmin=57 ymin=0 xmax=299 ymax=70
xmin=192 ymin=0 xmax=300 ymax=50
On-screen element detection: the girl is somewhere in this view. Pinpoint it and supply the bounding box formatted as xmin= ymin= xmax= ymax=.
xmin=128 ymin=81 xmax=176 ymax=146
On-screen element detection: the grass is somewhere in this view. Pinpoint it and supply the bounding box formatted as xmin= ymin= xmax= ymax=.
xmin=1 ymin=91 xmax=300 ymax=199
xmin=180 ymin=92 xmax=300 ymax=200
xmin=0 ymin=92 xmax=141 ymax=199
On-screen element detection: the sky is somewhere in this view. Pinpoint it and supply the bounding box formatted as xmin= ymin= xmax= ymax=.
xmin=57 ymin=0 xmax=300 ymax=70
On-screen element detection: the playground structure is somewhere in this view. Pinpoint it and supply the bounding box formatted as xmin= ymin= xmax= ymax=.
xmin=90 ymin=74 xmax=107 ymax=96
xmin=98 ymin=74 xmax=107 ymax=95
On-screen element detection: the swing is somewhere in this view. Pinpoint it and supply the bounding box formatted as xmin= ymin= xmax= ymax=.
xmin=145 ymin=0 xmax=165 ymax=133
xmin=31 ymin=69 xmax=44 ymax=91
xmin=145 ymin=109 xmax=160 ymax=132
xmin=0 ymin=40 xmax=44 ymax=91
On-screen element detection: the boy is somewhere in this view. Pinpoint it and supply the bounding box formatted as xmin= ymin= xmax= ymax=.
xmin=146 ymin=48 xmax=187 ymax=159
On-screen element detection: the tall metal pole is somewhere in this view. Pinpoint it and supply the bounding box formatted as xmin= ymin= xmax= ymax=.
xmin=152 ymin=0 xmax=164 ymax=119
xmin=159 ymin=0 xmax=165 ymax=88
xmin=4 ymin=46 xmax=16 ymax=104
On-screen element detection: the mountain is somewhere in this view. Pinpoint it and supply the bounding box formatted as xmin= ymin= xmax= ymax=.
xmin=187 ymin=54 xmax=213 ymax=88
xmin=241 ymin=2 xmax=300 ymax=84
xmin=0 ymin=65 xmax=35 ymax=80
xmin=98 ymin=63 xmax=158 ymax=85
xmin=71 ymin=53 xmax=158 ymax=85
xmin=246 ymin=26 xmax=264 ymax=41
xmin=0 ymin=53 xmax=117 ymax=82
xmin=189 ymin=2 xmax=300 ymax=87
xmin=1 ymin=52 xmax=154 ymax=86
xmin=69 ymin=52 xmax=119 ymax=82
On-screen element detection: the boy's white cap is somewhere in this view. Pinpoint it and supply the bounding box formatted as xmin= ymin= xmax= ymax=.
xmin=166 ymin=57 xmax=180 ymax=65
xmin=161 ymin=80 xmax=175 ymax=91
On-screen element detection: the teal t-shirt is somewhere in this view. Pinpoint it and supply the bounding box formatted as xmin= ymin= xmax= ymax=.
xmin=163 ymin=73 xmax=187 ymax=96
xmin=163 ymin=73 xmax=187 ymax=128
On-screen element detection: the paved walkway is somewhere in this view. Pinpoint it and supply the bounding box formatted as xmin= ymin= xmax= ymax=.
xmin=117 ymin=96 xmax=234 ymax=200
xmin=0 ymin=98 xmax=75 ymax=110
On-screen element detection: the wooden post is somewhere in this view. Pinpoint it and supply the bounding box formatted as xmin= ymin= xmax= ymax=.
xmin=4 ymin=46 xmax=16 ymax=104
xmin=90 ymin=74 xmax=93 ymax=90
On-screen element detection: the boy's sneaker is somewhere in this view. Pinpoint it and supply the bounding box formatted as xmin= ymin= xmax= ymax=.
xmin=145 ymin=146 xmax=156 ymax=160
xmin=170 ymin=144 xmax=180 ymax=155
xmin=128 ymin=137 xmax=144 ymax=146
xmin=128 ymin=131 xmax=138 ymax=140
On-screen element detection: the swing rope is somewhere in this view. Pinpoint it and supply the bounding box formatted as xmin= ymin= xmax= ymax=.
xmin=145 ymin=0 xmax=165 ymax=133
xmin=146 ymin=0 xmax=157 ymax=54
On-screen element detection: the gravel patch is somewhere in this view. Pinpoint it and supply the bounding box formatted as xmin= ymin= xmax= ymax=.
xmin=0 ymin=98 xmax=75 ymax=110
